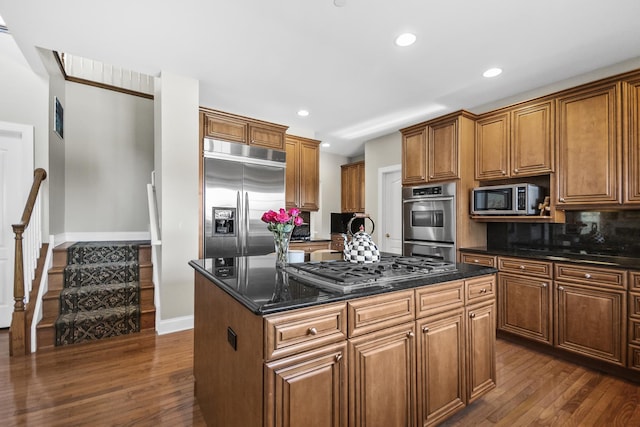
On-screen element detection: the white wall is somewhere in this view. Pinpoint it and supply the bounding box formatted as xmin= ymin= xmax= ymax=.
xmin=363 ymin=132 xmax=402 ymax=239
xmin=0 ymin=34 xmax=49 ymax=235
xmin=311 ymin=150 xmax=349 ymax=239
xmin=64 ymin=82 xmax=154 ymax=232
xmin=154 ymin=72 xmax=199 ymax=321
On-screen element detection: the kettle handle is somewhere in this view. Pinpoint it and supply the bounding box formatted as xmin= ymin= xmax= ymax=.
xmin=346 ymin=214 xmax=375 ymax=236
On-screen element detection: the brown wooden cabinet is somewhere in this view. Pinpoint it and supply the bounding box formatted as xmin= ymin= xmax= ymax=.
xmin=200 ymin=108 xmax=288 ymax=150
xmin=402 ymin=127 xmax=428 ymax=185
xmin=461 ymin=252 xmax=496 ymax=268
xmin=623 ymin=77 xmax=640 ymax=204
xmin=341 ymin=161 xmax=364 ymax=213
xmin=476 ymin=100 xmax=554 ymax=181
xmin=554 ymin=263 xmax=627 ymax=366
xmin=285 ymin=135 xmax=320 ymax=211
xmin=264 ymin=342 xmax=347 ymax=427
xmin=556 ymin=82 xmax=621 ymax=206
xmin=629 ymin=271 xmax=640 ymax=371
xmin=348 ymin=322 xmax=417 ymax=427
xmin=466 ymin=300 xmax=496 ymax=403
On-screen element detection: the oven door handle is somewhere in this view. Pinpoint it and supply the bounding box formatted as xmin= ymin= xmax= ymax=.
xmin=403 ymin=197 xmax=454 ymax=204
xmin=403 ymin=240 xmax=455 ymax=248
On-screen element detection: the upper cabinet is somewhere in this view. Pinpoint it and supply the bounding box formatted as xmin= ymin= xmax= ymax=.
xmin=341 ymin=161 xmax=365 ymax=213
xmin=401 ymin=112 xmax=475 ymax=186
xmin=200 ymin=108 xmax=288 ymax=151
xmin=285 ymin=135 xmax=320 ymax=211
xmin=556 ymin=82 xmax=621 ymax=207
xmin=475 ymin=100 xmax=554 ymax=181
xmin=623 ymin=76 xmax=640 ymax=204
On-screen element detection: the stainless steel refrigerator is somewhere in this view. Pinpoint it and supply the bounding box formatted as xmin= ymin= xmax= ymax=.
xmin=203 ymin=138 xmax=286 ymax=258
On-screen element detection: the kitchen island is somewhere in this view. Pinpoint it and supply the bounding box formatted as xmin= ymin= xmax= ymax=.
xmin=190 ymin=254 xmax=497 ymax=427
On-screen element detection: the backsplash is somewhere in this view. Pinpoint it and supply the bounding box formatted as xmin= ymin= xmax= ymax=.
xmin=487 ymin=211 xmax=640 ymax=257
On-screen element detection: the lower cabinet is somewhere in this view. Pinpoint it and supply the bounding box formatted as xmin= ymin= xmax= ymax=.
xmin=466 ymin=301 xmax=496 ymax=403
xmin=264 ymin=342 xmax=347 ymax=427
xmin=416 ymin=309 xmax=466 ymax=426
xmin=348 ymin=322 xmax=417 ymax=427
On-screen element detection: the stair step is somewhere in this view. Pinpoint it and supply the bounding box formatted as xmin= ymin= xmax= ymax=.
xmin=68 ymin=241 xmax=143 ymax=265
xmin=64 ymin=261 xmax=139 ymax=288
xmin=55 ymin=306 xmax=140 ymax=346
xmin=59 ymin=281 xmax=140 ymax=313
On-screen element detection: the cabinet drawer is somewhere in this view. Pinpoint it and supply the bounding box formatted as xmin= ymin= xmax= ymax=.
xmin=630 ymin=293 xmax=640 ymax=318
xmin=498 ymin=257 xmax=552 ymax=279
xmin=630 ymin=319 xmax=640 ymax=345
xmin=289 ymin=241 xmax=330 ymax=254
xmin=555 ymin=263 xmax=627 ymax=289
xmin=466 ymin=275 xmax=495 ymax=303
xmin=461 ymin=253 xmax=496 ymax=268
xmin=264 ymin=302 xmax=347 ymax=361
xmin=630 ymin=344 xmax=640 ymax=371
xmin=631 ymin=272 xmax=640 ymax=291
xmin=348 ymin=290 xmax=415 ymax=337
xmin=416 ymin=280 xmax=464 ymax=318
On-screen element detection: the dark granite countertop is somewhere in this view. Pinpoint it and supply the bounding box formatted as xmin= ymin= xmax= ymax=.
xmin=460 ymin=247 xmax=640 ymax=269
xmin=189 ymin=254 xmax=497 ymax=315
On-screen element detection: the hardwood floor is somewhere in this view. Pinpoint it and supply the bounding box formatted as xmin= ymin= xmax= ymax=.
xmin=2 ymin=329 xmax=639 ymax=426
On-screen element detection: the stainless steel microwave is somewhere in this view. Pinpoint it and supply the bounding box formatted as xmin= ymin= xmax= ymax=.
xmin=472 ymin=184 xmax=541 ymax=215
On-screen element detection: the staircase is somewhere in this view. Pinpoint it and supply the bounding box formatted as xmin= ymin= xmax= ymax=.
xmin=37 ymin=241 xmax=155 ymax=350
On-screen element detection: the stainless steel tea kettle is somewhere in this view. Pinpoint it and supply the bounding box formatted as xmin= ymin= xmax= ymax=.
xmin=342 ymin=213 xmax=381 ymax=263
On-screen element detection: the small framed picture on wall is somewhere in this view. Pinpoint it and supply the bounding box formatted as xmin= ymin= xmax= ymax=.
xmin=54 ymin=96 xmax=63 ymax=139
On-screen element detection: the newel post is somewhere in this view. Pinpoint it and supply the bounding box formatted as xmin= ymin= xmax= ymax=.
xmin=9 ymin=224 xmax=26 ymax=356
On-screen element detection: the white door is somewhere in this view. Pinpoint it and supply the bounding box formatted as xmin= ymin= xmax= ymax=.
xmin=0 ymin=122 xmax=34 ymax=327
xmin=378 ymin=166 xmax=402 ymax=254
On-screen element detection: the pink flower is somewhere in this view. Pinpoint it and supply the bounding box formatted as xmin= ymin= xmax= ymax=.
xmin=288 ymin=207 xmax=300 ymax=217
xmin=261 ymin=210 xmax=277 ymax=223
xmin=275 ymin=208 xmax=290 ymax=224
xmin=294 ymin=216 xmax=304 ymax=226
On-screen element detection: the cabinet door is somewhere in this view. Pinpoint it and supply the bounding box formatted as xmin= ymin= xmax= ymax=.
xmin=624 ymin=77 xmax=640 ymax=203
xmin=557 ymin=83 xmax=621 ymax=206
xmin=428 ymin=119 xmax=459 ymax=182
xmin=264 ymin=342 xmax=347 ymax=427
xmin=348 ymin=323 xmax=416 ymax=427
xmin=285 ymin=139 xmax=300 ymax=209
xmin=356 ymin=162 xmax=365 ymax=212
xmin=466 ymin=301 xmax=496 ymax=403
xmin=249 ymin=123 xmax=285 ymax=150
xmin=402 ymin=128 xmax=427 ymax=185
xmin=416 ymin=309 xmax=466 ymax=427
xmin=555 ymin=281 xmax=626 ymax=365
xmin=497 ymin=273 xmax=552 ymax=345
xmin=511 ymin=100 xmax=555 ymax=177
xmin=202 ymin=111 xmax=247 ymax=143
xmin=475 ymin=112 xmax=510 ymax=180
xmin=299 ymin=140 xmax=320 ymax=211
xmin=341 ymin=165 xmax=351 ymax=212
xmin=341 ymin=162 xmax=364 ymax=213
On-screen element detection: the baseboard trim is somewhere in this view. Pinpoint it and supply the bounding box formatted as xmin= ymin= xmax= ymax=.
xmin=157 ymin=315 xmax=194 ymax=335
xmin=54 ymin=231 xmax=151 ymax=246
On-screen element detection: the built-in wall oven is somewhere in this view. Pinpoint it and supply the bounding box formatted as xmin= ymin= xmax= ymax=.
xmin=402 ymin=182 xmax=456 ymax=262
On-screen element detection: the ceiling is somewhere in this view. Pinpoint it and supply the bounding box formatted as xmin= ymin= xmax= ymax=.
xmin=2 ymin=0 xmax=640 ymax=157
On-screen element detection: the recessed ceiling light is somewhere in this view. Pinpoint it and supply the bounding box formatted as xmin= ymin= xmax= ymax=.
xmin=483 ymin=68 xmax=502 ymax=78
xmin=334 ymin=0 xmax=346 ymax=6
xmin=297 ymin=110 xmax=309 ymax=117
xmin=322 ymin=143 xmax=331 ymax=148
xmin=395 ymin=33 xmax=416 ymax=47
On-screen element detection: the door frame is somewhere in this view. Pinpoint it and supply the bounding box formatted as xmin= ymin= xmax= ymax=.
xmin=377 ymin=164 xmax=402 ymax=254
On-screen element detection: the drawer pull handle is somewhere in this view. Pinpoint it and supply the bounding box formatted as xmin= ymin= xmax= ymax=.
xmin=308 ymin=327 xmax=318 ymax=336
xmin=407 ymin=331 xmax=415 ymax=338
xmin=470 ymin=313 xmax=476 ymax=318
xmin=422 ymin=326 xmax=429 ymax=333
xmin=585 ymin=273 xmax=592 ymax=279
xmin=479 ymin=288 xmax=487 ymax=293
xmin=335 ymin=354 xmax=343 ymax=362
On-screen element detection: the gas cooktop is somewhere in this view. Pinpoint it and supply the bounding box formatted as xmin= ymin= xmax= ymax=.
xmin=285 ymin=255 xmax=457 ymax=292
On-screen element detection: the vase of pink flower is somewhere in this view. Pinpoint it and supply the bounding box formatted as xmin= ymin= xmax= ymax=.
xmin=261 ymin=208 xmax=304 ymax=267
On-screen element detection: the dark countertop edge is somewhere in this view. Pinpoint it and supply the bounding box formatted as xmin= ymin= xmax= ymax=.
xmin=459 ymin=247 xmax=640 ymax=269
xmin=190 ymin=259 xmax=497 ymax=316
xmin=290 ymin=239 xmax=332 ymax=243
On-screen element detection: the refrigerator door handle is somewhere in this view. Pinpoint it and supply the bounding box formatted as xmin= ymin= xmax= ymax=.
xmin=244 ymin=191 xmax=250 ymax=252
xmin=236 ymin=190 xmax=243 ymax=253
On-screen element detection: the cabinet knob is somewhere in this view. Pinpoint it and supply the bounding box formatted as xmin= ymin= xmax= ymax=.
xmin=429 ymin=175 xmax=434 ymax=178
xmin=559 ymin=197 xmax=566 ymax=202
xmin=474 ymin=259 xmax=479 ymax=263
xmin=407 ymin=331 xmax=415 ymax=338
xmin=542 ymin=283 xmax=548 ymax=288
xmin=386 ymin=233 xmax=390 ymax=238
xmin=558 ymin=286 xmax=565 ymax=291
xmin=584 ymin=273 xmax=592 ymax=279
xmin=514 ymin=168 xmax=519 ymax=174
xmin=501 ymin=170 xmax=506 ymax=175
xmin=519 ymin=265 xmax=525 ymax=270
xmin=308 ymin=327 xmax=318 ymax=336
xmin=335 ymin=353 xmax=343 ymax=362
xmin=422 ymin=326 xmax=429 ymax=333
xmin=480 ymin=288 xmax=486 ymax=293
xmin=469 ymin=313 xmax=476 ymax=318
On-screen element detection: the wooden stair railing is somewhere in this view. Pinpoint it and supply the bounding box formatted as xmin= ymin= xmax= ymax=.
xmin=10 ymin=168 xmax=47 ymax=356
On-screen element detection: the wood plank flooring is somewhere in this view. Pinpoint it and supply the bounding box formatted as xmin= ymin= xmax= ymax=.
xmin=1 ymin=329 xmax=639 ymax=426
